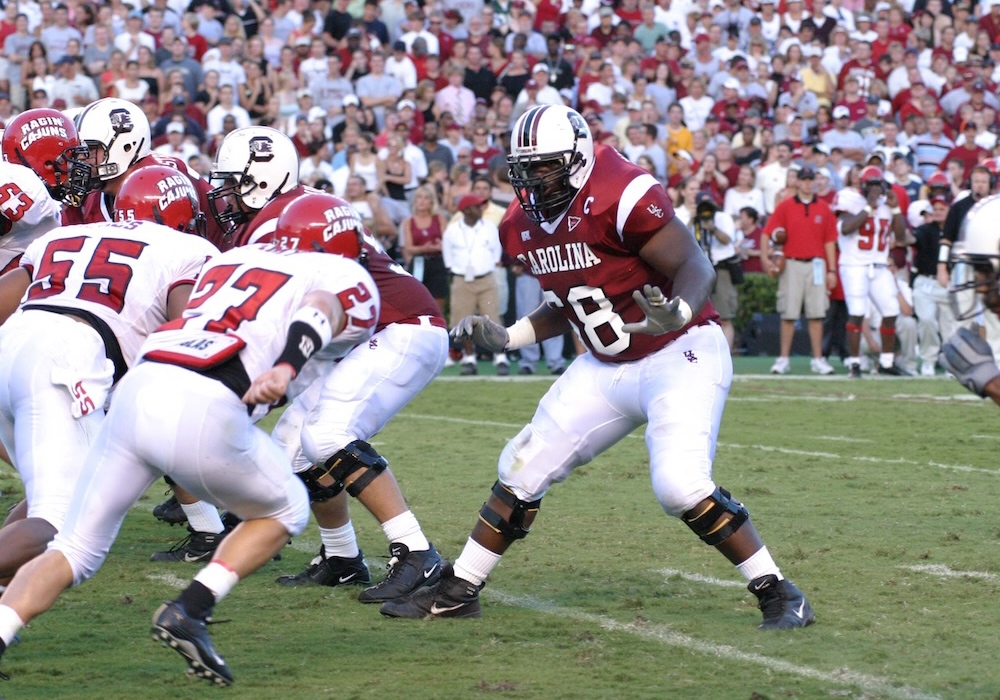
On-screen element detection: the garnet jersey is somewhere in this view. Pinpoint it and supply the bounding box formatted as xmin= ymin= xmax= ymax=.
xmin=17 ymin=219 xmax=217 ymax=373
xmin=501 ymin=144 xmax=718 ymax=363
xmin=360 ymin=230 xmax=442 ymax=329
xmin=140 ymin=244 xmax=380 ymax=389
xmin=0 ymin=162 xmax=63 ymax=273
xmin=234 ymin=185 xmax=324 ymax=247
xmin=833 ymin=188 xmax=894 ymax=266
xmin=78 ymin=153 xmax=230 ymax=251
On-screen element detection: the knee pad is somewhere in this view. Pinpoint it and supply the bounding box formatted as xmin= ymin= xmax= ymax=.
xmin=295 ymin=439 xmax=388 ymax=503
xmin=478 ymin=481 xmax=542 ymax=540
xmin=681 ymin=486 xmax=749 ymax=546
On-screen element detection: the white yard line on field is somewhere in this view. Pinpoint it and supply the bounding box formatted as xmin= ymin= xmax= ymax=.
xmin=901 ymin=564 xmax=1000 ymax=583
xmin=400 ymin=414 xmax=1000 ymax=476
xmin=147 ymin=572 xmax=189 ymax=589
xmin=656 ymin=568 xmax=746 ymax=588
xmin=808 ymin=435 xmax=873 ymax=443
xmin=485 ymin=589 xmax=941 ymax=700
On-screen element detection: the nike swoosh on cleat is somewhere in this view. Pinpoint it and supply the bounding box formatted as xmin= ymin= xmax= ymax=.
xmin=339 ymin=573 xmax=358 ymax=583
xmin=793 ymin=600 xmax=805 ymax=619
xmin=752 ymin=581 xmax=769 ymax=591
xmin=429 ymin=602 xmax=466 ymax=615
xmin=183 ymin=553 xmax=206 ymax=563
xmin=423 ymin=564 xmax=439 ymax=579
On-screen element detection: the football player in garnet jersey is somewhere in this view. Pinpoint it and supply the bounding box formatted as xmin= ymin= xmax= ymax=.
xmin=941 ymin=194 xmax=1000 ymax=403
xmin=263 ymin=194 xmax=448 ymax=602
xmin=66 ymin=97 xmax=230 ymax=250
xmin=382 ymin=105 xmax=815 ymax=630
xmin=0 ymin=198 xmax=380 ymax=686
xmin=0 ymin=164 xmax=217 ymax=590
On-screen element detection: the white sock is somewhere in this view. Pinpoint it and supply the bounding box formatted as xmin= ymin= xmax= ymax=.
xmin=453 ymin=538 xmax=501 ymax=587
xmin=846 ymin=356 xmax=860 ymax=366
xmin=181 ymin=501 xmax=225 ymax=534
xmin=461 ymin=353 xmax=476 ymax=365
xmin=879 ymin=352 xmax=894 ymax=369
xmin=0 ymin=605 xmax=24 ymax=646
xmin=320 ymin=523 xmax=359 ymax=559
xmin=194 ymin=561 xmax=240 ymax=603
xmin=736 ymin=546 xmax=782 ymax=582
xmin=381 ymin=511 xmax=429 ymax=552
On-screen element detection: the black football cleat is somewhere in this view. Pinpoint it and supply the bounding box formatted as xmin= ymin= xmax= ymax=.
xmin=151 ymin=527 xmax=225 ymax=563
xmin=358 ymin=542 xmax=443 ymax=603
xmin=153 ymin=495 xmax=187 ymax=525
xmin=848 ymin=363 xmax=862 ymax=379
xmin=275 ymin=546 xmax=371 ymax=587
xmin=749 ymin=574 xmax=815 ymax=630
xmin=877 ymin=365 xmax=912 ymax=376
xmin=152 ymin=601 xmax=233 ymax=686
xmin=379 ymin=564 xmax=483 ymax=619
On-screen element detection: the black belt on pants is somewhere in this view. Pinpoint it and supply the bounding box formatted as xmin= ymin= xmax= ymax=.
xmin=787 ymin=257 xmax=816 ymax=262
xmin=23 ymin=303 xmax=128 ymax=382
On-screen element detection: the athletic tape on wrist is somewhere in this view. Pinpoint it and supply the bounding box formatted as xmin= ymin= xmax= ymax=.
xmin=676 ymin=298 xmax=693 ymax=327
xmin=505 ymin=317 xmax=536 ymax=351
xmin=275 ymin=306 xmax=333 ymax=377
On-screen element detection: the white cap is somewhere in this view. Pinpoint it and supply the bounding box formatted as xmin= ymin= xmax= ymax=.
xmin=723 ymin=77 xmax=740 ymax=90
xmin=832 ymin=105 xmax=851 ymax=119
xmin=166 ymin=122 xmax=185 ymax=134
xmin=532 ymin=63 xmax=550 ymax=73
xmin=307 ymin=106 xmax=327 ymax=123
xmin=343 ymin=94 xmax=360 ymax=107
xmin=397 ymin=98 xmax=416 ymax=111
xmin=907 ymin=199 xmax=932 ymax=228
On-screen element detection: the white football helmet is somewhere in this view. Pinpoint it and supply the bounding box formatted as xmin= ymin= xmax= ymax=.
xmin=949 ymin=193 xmax=1000 ymax=319
xmin=71 ymin=98 xmax=151 ymax=189
xmin=208 ymin=126 xmax=299 ymax=235
xmin=508 ymin=105 xmax=595 ymax=225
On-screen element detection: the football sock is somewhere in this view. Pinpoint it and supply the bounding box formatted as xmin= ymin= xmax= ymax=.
xmin=181 ymin=501 xmax=225 ymax=534
xmin=176 ymin=581 xmax=217 ymax=620
xmin=193 ymin=561 xmax=239 ymax=606
xmin=320 ymin=523 xmax=360 ymax=559
xmin=453 ymin=538 xmax=501 ymax=587
xmin=879 ymin=352 xmax=894 ymax=369
xmin=736 ymin=546 xmax=783 ymax=582
xmin=0 ymin=605 xmax=24 ymax=646
xmin=382 ymin=511 xmax=429 ymax=552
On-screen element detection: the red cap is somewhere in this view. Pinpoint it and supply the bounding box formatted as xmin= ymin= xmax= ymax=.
xmin=457 ymin=194 xmax=489 ymax=210
xmin=694 ymin=33 xmax=710 ymax=43
xmin=526 ymin=79 xmax=539 ymax=88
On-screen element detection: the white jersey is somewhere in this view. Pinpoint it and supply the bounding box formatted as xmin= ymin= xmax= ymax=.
xmin=139 ymin=244 xmax=380 ymax=392
xmin=833 ymin=188 xmax=893 ymax=266
xmin=17 ymin=220 xmax=218 ymax=373
xmin=0 ymin=161 xmax=63 ymax=273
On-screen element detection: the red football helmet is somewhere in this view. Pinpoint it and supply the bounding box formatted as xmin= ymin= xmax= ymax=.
xmin=926 ymin=170 xmax=950 ymax=190
xmin=1 ymin=108 xmax=84 ymax=204
xmin=859 ymin=165 xmax=885 ymax=189
xmin=270 ymin=193 xmax=366 ymax=262
xmin=113 ymin=164 xmax=205 ymax=236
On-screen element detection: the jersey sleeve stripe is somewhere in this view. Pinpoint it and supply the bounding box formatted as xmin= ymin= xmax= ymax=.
xmin=616 ymin=173 xmax=660 ymax=240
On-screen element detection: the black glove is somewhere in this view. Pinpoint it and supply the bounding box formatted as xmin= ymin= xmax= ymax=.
xmin=449 ymin=315 xmax=508 ymax=353
xmin=940 ymin=327 xmax=1000 ymax=398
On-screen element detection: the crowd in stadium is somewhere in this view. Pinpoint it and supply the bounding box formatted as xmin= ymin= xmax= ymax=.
xmin=0 ymin=0 xmax=998 ymax=376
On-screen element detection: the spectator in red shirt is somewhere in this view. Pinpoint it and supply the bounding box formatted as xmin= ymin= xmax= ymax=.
xmin=980 ymin=1 xmax=1000 ymax=44
xmin=944 ymin=122 xmax=989 ymax=184
xmin=467 ymin=125 xmax=501 ymax=176
xmin=834 ymin=75 xmax=867 ymax=122
xmin=838 ymin=40 xmax=877 ymax=96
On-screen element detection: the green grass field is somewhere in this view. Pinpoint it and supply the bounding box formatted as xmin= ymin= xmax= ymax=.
xmin=1 ymin=368 xmax=998 ymax=700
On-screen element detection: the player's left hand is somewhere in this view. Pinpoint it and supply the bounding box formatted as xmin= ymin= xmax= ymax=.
xmin=621 ymin=285 xmax=692 ymax=335
xmin=243 ymin=364 xmax=295 ymax=406
xmin=940 ymin=327 xmax=1000 ymax=398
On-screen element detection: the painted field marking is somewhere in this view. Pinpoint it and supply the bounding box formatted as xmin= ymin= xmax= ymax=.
xmin=901 ymin=564 xmax=1000 ymax=583
xmin=147 ymin=572 xmax=188 ymax=589
xmin=808 ymin=435 xmax=873 ymax=443
xmin=400 ymin=414 xmax=1000 ymax=476
xmin=656 ymin=568 xmax=745 ymax=588
xmin=485 ymin=589 xmax=941 ymax=700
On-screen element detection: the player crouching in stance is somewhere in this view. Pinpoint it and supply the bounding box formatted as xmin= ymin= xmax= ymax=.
xmin=0 ymin=164 xmax=214 ymax=588
xmin=380 ymin=105 xmax=815 ymax=630
xmin=941 ymin=194 xmax=1000 ymax=404
xmin=0 ymin=193 xmax=381 ymax=685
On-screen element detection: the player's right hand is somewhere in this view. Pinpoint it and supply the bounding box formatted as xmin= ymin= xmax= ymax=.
xmin=450 ymin=315 xmax=509 ymax=353
xmin=243 ymin=364 xmax=295 ymax=406
xmin=940 ymin=327 xmax=1000 ymax=398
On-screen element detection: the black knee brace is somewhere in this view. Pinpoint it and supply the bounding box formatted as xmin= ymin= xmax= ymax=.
xmin=478 ymin=481 xmax=542 ymax=540
xmin=682 ymin=486 xmax=749 ymax=546
xmin=296 ymin=439 xmax=389 ymax=503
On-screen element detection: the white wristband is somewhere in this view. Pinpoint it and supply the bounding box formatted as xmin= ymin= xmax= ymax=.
xmin=938 ymin=243 xmax=952 ymax=263
xmin=505 ymin=317 xmax=536 ymax=351
xmin=890 ymin=207 xmax=902 ymax=216
xmin=676 ymin=298 xmax=693 ymax=327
